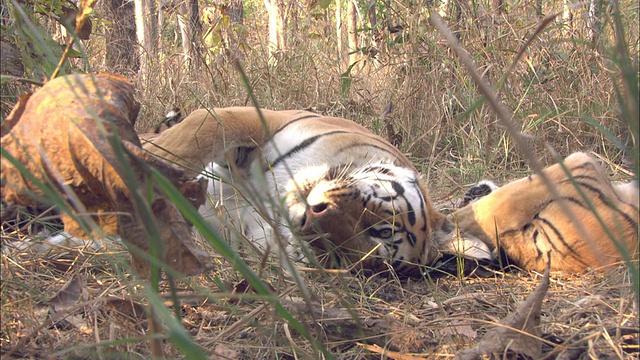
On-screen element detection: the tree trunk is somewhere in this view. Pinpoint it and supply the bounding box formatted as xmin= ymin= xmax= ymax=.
xmin=367 ymin=0 xmax=379 ymax=60
xmin=588 ymin=0 xmax=602 ymax=45
xmin=134 ymin=0 xmax=158 ymax=79
xmin=335 ymin=0 xmax=342 ymax=70
xmin=346 ymin=0 xmax=359 ymax=70
xmin=264 ymin=0 xmax=286 ymax=61
xmin=563 ymin=0 xmax=574 ymax=34
xmin=177 ymin=0 xmax=202 ymax=70
xmin=105 ymin=0 xmax=139 ymax=75
xmin=225 ymin=0 xmax=245 ymax=60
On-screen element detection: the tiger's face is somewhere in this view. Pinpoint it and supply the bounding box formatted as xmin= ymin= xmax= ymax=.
xmin=285 ymin=163 xmax=438 ymax=274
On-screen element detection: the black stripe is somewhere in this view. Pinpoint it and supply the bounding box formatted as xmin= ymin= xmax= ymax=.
xmin=404 ymin=197 xmax=416 ymax=226
xmin=575 ymin=181 xmax=639 ymax=229
xmin=391 ymin=181 xmax=404 ymax=196
xmin=363 ymin=166 xmax=393 ymax=175
xmin=535 ymin=226 xmax=562 ymax=259
xmin=391 ymin=255 xmax=403 ymax=268
xmin=270 ymin=130 xmax=347 ymax=167
xmin=411 ymin=179 xmax=428 ymax=231
xmin=335 ymin=137 xmax=405 ymax=159
xmin=406 ymin=231 xmax=417 ymax=247
xmin=536 ymin=215 xmax=589 ymax=267
xmin=270 ymin=114 xmax=321 ymax=138
xmin=568 ymin=161 xmax=597 ymax=174
xmin=529 ymin=226 xmax=544 ymax=259
xmin=529 ymin=192 xmax=636 ymax=232
xmin=555 ymin=179 xmax=640 ymax=230
xmin=536 ymin=215 xmax=568 ymax=251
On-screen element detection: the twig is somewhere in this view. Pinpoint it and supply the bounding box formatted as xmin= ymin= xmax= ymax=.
xmin=428 ymin=11 xmax=606 ymax=265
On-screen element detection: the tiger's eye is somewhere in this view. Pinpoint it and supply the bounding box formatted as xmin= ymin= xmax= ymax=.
xmin=378 ymin=228 xmax=393 ymax=239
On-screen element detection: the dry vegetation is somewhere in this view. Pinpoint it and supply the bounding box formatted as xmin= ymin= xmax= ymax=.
xmin=1 ymin=239 xmax=638 ymax=358
xmin=1 ymin=0 xmax=638 ymax=358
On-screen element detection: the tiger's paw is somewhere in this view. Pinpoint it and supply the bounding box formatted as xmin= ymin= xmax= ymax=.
xmin=458 ymin=180 xmax=500 ymax=208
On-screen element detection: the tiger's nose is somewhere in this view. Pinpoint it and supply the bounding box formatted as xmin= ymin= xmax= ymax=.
xmin=300 ymin=202 xmax=329 ymax=232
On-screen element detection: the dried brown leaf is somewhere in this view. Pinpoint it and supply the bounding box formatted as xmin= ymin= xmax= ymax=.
xmin=48 ymin=273 xmax=87 ymax=314
xmin=211 ymin=344 xmax=240 ymax=360
xmin=439 ymin=320 xmax=478 ymax=340
xmin=1 ymin=92 xmax=31 ymax=137
xmin=1 ymin=73 xmax=209 ymax=277
xmin=103 ymin=296 xmax=147 ymax=323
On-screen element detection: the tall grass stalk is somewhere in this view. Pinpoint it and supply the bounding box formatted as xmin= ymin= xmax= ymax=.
xmin=2 ymin=1 xmax=638 ymax=357
xmin=429 ymin=7 xmax=639 ymax=303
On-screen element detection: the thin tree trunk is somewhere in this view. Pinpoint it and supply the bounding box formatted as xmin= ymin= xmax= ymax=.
xmin=563 ymin=0 xmax=574 ymax=35
xmin=134 ymin=0 xmax=158 ymax=79
xmin=227 ymin=0 xmax=245 ymax=60
xmin=367 ymin=0 xmax=378 ymax=55
xmin=264 ymin=0 xmax=286 ymax=61
xmin=207 ymin=0 xmax=245 ymax=61
xmin=105 ymin=0 xmax=139 ymax=75
xmin=367 ymin=0 xmax=377 ymax=31
xmin=177 ymin=0 xmax=202 ymax=70
xmin=588 ymin=0 xmax=602 ymax=45
xmin=346 ymin=0 xmax=358 ymax=69
xmin=276 ymin=1 xmax=286 ymax=51
xmin=336 ymin=0 xmax=342 ymax=70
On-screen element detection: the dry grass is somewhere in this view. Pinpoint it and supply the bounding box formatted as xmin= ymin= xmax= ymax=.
xmin=1 ymin=0 xmax=638 ymax=358
xmin=1 ymin=226 xmax=638 ymax=359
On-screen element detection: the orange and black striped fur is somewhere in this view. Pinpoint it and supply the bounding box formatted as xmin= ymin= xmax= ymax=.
xmin=143 ymin=107 xmax=639 ymax=274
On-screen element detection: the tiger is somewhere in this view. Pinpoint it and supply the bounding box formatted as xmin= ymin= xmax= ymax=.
xmin=142 ymin=107 xmax=639 ymax=275
xmin=449 ymin=152 xmax=639 ymax=273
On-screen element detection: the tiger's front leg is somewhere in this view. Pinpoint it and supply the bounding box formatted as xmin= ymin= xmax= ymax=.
xmin=448 ymin=152 xmax=639 ymax=273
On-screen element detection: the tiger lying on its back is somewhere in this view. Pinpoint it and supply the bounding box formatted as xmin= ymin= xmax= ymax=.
xmin=142 ymin=107 xmax=639 ymax=274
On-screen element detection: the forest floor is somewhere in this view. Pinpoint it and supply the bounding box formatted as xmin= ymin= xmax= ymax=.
xmin=1 ymin=197 xmax=637 ymax=359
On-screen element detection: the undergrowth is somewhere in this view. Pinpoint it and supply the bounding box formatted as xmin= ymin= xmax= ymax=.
xmin=1 ymin=0 xmax=638 ymax=358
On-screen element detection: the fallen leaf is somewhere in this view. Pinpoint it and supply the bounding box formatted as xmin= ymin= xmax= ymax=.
xmin=211 ymin=344 xmax=240 ymax=360
xmin=48 ymin=273 xmax=87 ymax=314
xmin=1 ymin=73 xmax=210 ymax=277
xmin=439 ymin=320 xmax=477 ymax=340
xmin=103 ymin=296 xmax=147 ymax=323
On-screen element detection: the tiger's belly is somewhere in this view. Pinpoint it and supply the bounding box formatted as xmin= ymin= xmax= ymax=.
xmin=196 ymin=162 xmax=305 ymax=263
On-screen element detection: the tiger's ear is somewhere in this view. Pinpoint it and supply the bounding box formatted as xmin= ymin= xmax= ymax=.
xmin=613 ymin=181 xmax=639 ymax=208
